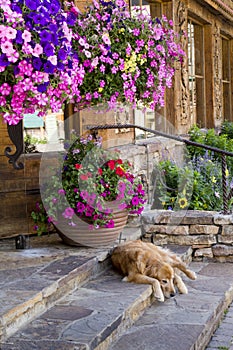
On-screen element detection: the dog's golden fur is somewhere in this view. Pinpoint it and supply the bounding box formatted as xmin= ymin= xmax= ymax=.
xmin=111 ymin=240 xmax=196 ymax=302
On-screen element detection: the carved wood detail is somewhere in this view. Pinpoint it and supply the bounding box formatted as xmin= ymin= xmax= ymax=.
xmin=213 ymin=23 xmax=222 ymax=121
xmin=175 ymin=1 xmax=189 ymax=126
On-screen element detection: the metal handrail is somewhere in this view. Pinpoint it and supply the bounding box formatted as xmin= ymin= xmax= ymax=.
xmin=88 ymin=123 xmax=233 ymax=214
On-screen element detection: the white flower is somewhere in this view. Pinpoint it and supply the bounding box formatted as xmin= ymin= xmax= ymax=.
xmin=48 ymin=55 xmax=58 ymax=66
xmin=84 ymin=50 xmax=91 ymax=58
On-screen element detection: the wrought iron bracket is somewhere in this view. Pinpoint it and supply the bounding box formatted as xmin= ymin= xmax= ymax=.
xmin=4 ymin=120 xmax=24 ymax=170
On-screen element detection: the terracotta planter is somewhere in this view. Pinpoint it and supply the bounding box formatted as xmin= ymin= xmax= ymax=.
xmin=55 ymin=202 xmax=128 ymax=248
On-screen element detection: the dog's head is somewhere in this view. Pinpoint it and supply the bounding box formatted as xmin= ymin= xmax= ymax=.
xmin=152 ymin=263 xmax=176 ymax=299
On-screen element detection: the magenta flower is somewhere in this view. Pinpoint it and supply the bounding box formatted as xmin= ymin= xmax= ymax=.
xmin=76 ymin=202 xmax=86 ymax=213
xmin=58 ymin=189 xmax=66 ymax=195
xmin=131 ymin=196 xmax=140 ymax=206
xmin=62 ymin=207 xmax=75 ymax=219
xmin=105 ymin=219 xmax=114 ymax=228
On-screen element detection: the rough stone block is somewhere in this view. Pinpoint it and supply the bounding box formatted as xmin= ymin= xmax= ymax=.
xmin=221 ymin=225 xmax=233 ymax=235
xmin=212 ymin=244 xmax=233 ymax=256
xmin=214 ymin=213 xmax=233 ymax=225
xmin=141 ymin=210 xmax=171 ymax=224
xmin=143 ymin=224 xmax=188 ymax=235
xmin=189 ymin=225 xmax=219 ymax=235
xmin=217 ymin=235 xmax=233 ymax=244
xmin=152 ymin=234 xmax=217 ymax=246
xmin=194 ymin=248 xmax=213 ymax=258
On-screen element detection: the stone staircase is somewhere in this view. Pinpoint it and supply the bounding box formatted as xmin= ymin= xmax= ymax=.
xmin=1 ymin=231 xmax=233 ymax=350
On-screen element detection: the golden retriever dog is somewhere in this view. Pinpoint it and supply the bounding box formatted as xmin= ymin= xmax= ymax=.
xmin=111 ymin=240 xmax=196 ymax=302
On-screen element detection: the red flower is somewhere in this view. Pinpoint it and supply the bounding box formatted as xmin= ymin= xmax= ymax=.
xmin=117 ymin=159 xmax=123 ymax=164
xmin=75 ymin=163 xmax=82 ymax=170
xmin=108 ymin=160 xmax=115 ymax=170
xmin=80 ymin=174 xmax=89 ymax=180
xmin=98 ymin=168 xmax=103 ymax=175
xmin=115 ymin=166 xmax=125 ymax=177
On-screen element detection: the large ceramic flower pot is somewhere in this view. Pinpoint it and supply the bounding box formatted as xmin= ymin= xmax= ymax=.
xmin=55 ymin=203 xmax=128 ymax=248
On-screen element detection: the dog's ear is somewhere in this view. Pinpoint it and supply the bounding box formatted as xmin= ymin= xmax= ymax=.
xmin=145 ymin=263 xmax=159 ymax=278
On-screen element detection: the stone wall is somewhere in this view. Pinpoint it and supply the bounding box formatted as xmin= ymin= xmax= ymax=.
xmin=141 ymin=209 xmax=233 ymax=262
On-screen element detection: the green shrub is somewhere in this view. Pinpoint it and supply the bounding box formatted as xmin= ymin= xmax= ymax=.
xmin=221 ymin=120 xmax=233 ymax=139
xmin=152 ymin=124 xmax=233 ymax=211
xmin=187 ymin=125 xmax=233 ymax=173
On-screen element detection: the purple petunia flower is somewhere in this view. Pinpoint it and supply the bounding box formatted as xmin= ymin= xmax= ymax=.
xmin=58 ymin=48 xmax=67 ymax=61
xmin=43 ymin=61 xmax=55 ymax=74
xmin=49 ymin=0 xmax=61 ymax=15
xmin=43 ymin=43 xmax=54 ymax=57
xmin=37 ymin=82 xmax=49 ymax=93
xmin=85 ymin=206 xmax=94 ymax=217
xmin=76 ymin=202 xmax=86 ymax=213
xmin=11 ymin=4 xmax=22 ymax=13
xmin=32 ymin=58 xmax=43 ymax=70
xmin=131 ymin=197 xmax=140 ymax=206
xmin=57 ymin=62 xmax=65 ymax=70
xmin=105 ymin=219 xmax=114 ymax=228
xmin=58 ymin=189 xmax=66 ymax=195
xmin=67 ymin=12 xmax=77 ymax=26
xmin=0 ymin=54 xmax=9 ymax=67
xmin=15 ymin=30 xmax=23 ymax=44
xmin=32 ymin=13 xmax=48 ymax=26
xmin=25 ymin=0 xmax=39 ymax=10
xmin=40 ymin=30 xmax=52 ymax=43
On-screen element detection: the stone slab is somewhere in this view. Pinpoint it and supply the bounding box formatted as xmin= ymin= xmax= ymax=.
xmin=1 ymin=270 xmax=152 ymax=350
xmin=110 ymin=262 xmax=233 ymax=350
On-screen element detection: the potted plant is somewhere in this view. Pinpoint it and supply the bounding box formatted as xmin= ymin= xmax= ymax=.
xmin=32 ymin=132 xmax=146 ymax=247
xmin=67 ymin=0 xmax=185 ymax=111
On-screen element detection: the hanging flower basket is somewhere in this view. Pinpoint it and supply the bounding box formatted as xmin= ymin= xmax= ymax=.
xmin=67 ymin=0 xmax=185 ymax=110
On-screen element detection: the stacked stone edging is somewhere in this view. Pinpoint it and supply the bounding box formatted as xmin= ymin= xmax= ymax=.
xmin=141 ymin=209 xmax=233 ymax=262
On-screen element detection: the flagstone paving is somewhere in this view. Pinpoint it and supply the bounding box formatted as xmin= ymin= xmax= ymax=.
xmin=0 ymin=232 xmax=233 ymax=350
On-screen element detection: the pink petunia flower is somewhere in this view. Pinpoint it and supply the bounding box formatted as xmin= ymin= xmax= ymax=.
xmin=32 ymin=44 xmax=43 ymax=57
xmin=1 ymin=41 xmax=14 ymax=54
xmin=22 ymin=30 xmax=32 ymax=43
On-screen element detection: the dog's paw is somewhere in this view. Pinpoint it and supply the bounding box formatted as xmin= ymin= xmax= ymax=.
xmin=187 ymin=270 xmax=197 ymax=280
xmin=122 ymin=276 xmax=129 ymax=282
xmin=178 ymin=284 xmax=188 ymax=294
xmin=155 ymin=292 xmax=165 ymax=302
xmin=152 ymin=283 xmax=165 ymax=302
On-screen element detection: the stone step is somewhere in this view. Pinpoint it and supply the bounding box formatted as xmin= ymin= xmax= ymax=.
xmin=0 ymin=251 xmax=109 ymax=343
xmin=2 ymin=257 xmax=233 ymax=350
xmin=0 ymin=268 xmax=153 ymax=350
xmin=0 ymin=244 xmax=193 ymax=349
xmin=0 ymin=227 xmax=141 ymax=343
xmin=109 ymin=262 xmax=233 ymax=350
